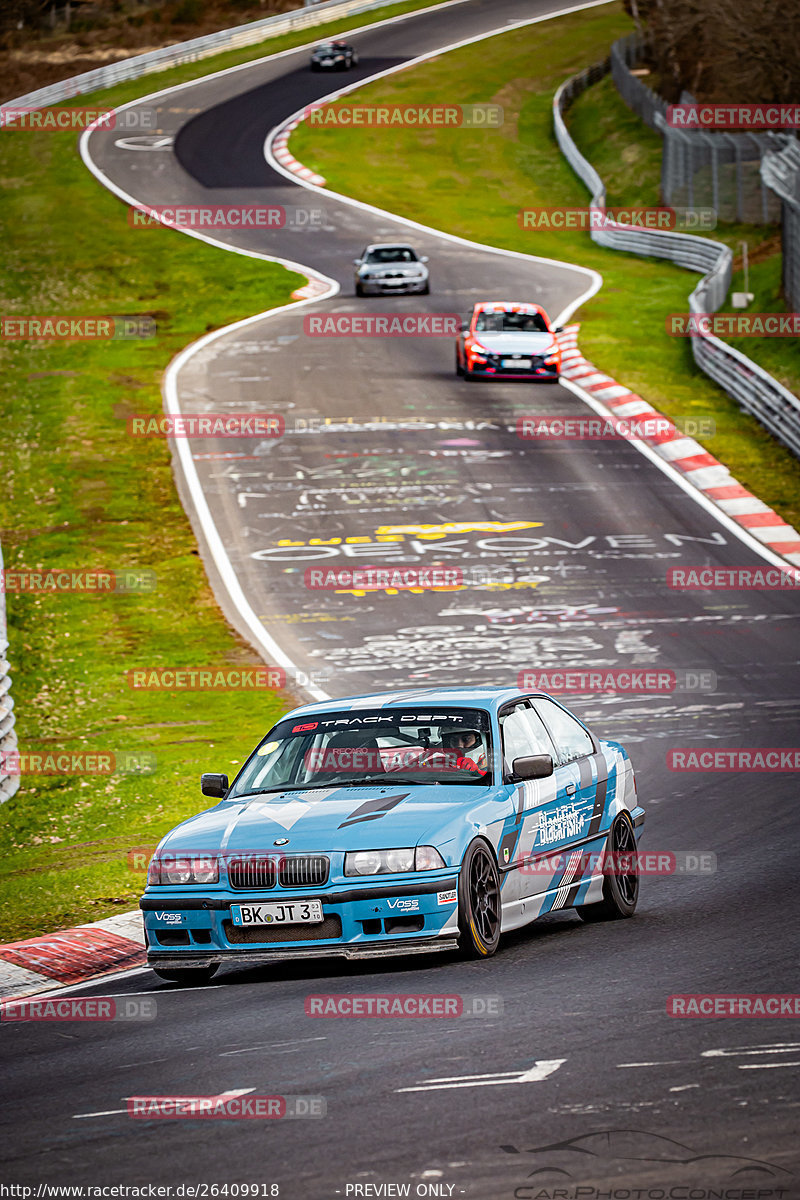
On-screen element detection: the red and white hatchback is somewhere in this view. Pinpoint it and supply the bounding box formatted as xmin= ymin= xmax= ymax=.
xmin=455 ymin=300 xmax=562 ymax=380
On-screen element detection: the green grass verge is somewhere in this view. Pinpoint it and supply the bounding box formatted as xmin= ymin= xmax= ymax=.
xmin=290 ymin=2 xmax=800 ymax=529
xmin=0 ymin=73 xmax=314 ymax=943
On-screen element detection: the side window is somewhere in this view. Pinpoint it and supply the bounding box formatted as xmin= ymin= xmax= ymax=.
xmin=534 ymin=699 xmax=594 ymax=765
xmin=500 ymin=705 xmax=555 ymax=773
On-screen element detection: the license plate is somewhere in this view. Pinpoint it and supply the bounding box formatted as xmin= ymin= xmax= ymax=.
xmin=502 ymin=358 xmax=532 ymax=368
xmin=231 ymin=900 xmax=323 ymax=926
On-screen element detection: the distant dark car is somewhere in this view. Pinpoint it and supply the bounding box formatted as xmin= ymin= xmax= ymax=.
xmin=310 ymin=41 xmax=359 ymax=71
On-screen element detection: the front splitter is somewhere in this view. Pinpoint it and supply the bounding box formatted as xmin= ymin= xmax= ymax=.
xmin=148 ymin=936 xmax=460 ymax=969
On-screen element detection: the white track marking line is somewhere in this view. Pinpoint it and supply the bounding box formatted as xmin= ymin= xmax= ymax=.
xmin=702 ymin=1044 xmax=800 ymax=1058
xmin=738 ymin=1062 xmax=800 ymax=1070
xmin=397 ymin=1059 xmax=565 ymax=1091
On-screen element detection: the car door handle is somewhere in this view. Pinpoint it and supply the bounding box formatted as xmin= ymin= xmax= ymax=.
xmin=565 ymin=783 xmax=577 ymax=795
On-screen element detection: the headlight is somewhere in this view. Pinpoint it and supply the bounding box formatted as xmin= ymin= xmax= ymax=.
xmin=148 ymin=854 xmax=219 ymax=886
xmin=544 ymin=352 xmax=559 ymax=364
xmin=344 ymin=846 xmax=445 ymax=876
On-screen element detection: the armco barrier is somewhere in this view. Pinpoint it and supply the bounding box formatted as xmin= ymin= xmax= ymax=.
xmin=554 ymin=62 xmax=800 ymax=462
xmin=0 ymin=541 xmax=19 ymax=805
xmin=1 ymin=0 xmax=434 ymax=114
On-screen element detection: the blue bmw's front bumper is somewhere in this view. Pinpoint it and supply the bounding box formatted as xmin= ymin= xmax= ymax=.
xmin=141 ymin=873 xmax=461 ymax=968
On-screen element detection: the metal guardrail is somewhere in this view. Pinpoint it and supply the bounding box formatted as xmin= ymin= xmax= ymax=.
xmin=0 ymin=541 xmax=19 ymax=805
xmin=1 ymin=0 xmax=420 ymax=114
xmin=554 ymin=63 xmax=800 ymax=462
xmin=762 ymin=138 xmax=800 ymax=313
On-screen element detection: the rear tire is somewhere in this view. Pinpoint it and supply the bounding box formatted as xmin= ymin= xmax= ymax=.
xmin=576 ymin=815 xmax=638 ymax=922
xmin=458 ymin=839 xmax=501 ymax=958
xmin=152 ymin=965 xmax=219 ymax=985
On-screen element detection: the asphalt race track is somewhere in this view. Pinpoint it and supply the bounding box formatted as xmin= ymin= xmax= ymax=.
xmin=2 ymin=0 xmax=799 ymax=1195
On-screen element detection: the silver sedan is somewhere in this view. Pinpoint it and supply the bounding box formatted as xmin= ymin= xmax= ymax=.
xmin=354 ymin=244 xmax=430 ymax=296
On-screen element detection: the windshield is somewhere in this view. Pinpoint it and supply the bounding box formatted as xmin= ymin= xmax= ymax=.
xmin=475 ymin=311 xmax=548 ymax=333
xmin=365 ymin=247 xmax=418 ymax=263
xmin=229 ymin=707 xmax=493 ymax=797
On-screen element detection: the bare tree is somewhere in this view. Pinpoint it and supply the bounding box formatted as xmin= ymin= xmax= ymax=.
xmin=629 ymin=0 xmax=800 ymax=103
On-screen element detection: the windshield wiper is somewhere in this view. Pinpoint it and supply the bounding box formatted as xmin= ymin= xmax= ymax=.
xmin=232 ymin=782 xmax=344 ymax=798
xmin=336 ymin=776 xmax=427 ymax=787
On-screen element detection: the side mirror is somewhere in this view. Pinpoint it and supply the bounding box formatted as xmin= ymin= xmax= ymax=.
xmin=201 ymin=772 xmax=229 ymax=798
xmin=353 ymin=258 xmax=362 ymax=265
xmin=420 ymin=256 xmax=429 ymax=263
xmin=554 ymin=326 xmax=564 ymax=333
xmin=511 ymin=754 xmax=554 ymax=780
xmin=460 ymin=321 xmax=470 ymax=333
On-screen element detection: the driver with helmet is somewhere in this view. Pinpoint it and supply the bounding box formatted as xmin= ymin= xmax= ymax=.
xmin=440 ymin=726 xmax=487 ymax=772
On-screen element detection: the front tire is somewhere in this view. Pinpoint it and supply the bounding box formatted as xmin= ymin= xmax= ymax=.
xmin=152 ymin=965 xmax=219 ymax=985
xmin=576 ymin=815 xmax=639 ymax=922
xmin=355 ymin=282 xmax=365 ymax=297
xmin=458 ymin=839 xmax=501 ymax=958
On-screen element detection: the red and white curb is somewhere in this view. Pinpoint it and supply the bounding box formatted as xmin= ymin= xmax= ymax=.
xmin=291 ymin=276 xmax=331 ymax=301
xmin=272 ymin=105 xmax=327 ymax=187
xmin=557 ymin=326 xmax=800 ymax=568
xmin=0 ymin=910 xmax=145 ymax=1003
